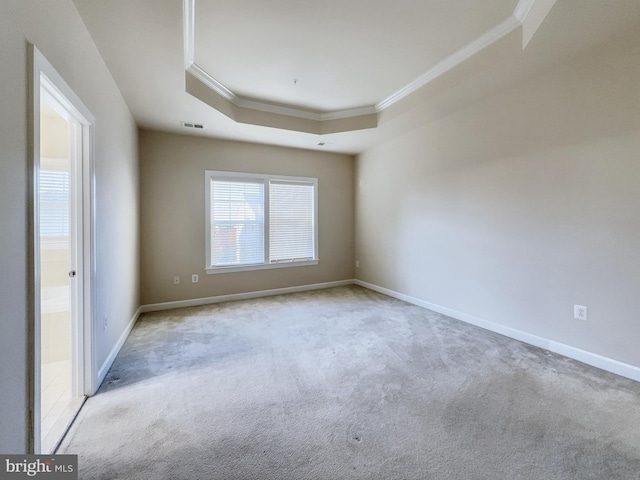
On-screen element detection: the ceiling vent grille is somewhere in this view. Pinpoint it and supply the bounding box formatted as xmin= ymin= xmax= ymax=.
xmin=181 ymin=121 xmax=205 ymax=129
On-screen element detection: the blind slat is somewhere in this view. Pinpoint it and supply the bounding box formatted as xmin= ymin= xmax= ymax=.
xmin=211 ymin=180 xmax=264 ymax=266
xmin=269 ymin=182 xmax=314 ymax=263
xmin=40 ymin=169 xmax=70 ymax=237
xmin=209 ymin=176 xmax=316 ymax=268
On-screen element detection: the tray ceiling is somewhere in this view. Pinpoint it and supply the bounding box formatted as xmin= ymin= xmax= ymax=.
xmin=72 ymin=0 xmax=640 ymax=152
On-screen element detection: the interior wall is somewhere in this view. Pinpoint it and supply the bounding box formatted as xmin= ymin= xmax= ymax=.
xmin=0 ymin=0 xmax=139 ymax=453
xmin=356 ymin=37 xmax=640 ymax=368
xmin=40 ymin=111 xmax=69 ymax=160
xmin=139 ymin=130 xmax=355 ymax=305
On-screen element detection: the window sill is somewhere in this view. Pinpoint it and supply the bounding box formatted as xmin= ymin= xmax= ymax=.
xmin=206 ymin=259 xmax=319 ymax=275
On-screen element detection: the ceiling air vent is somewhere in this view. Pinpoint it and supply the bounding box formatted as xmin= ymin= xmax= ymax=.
xmin=181 ymin=121 xmax=205 ymax=129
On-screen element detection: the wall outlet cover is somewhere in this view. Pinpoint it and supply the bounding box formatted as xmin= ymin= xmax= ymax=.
xmin=574 ymin=304 xmax=587 ymax=321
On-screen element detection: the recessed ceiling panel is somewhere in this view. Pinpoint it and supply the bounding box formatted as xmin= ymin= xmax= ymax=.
xmin=193 ymin=0 xmax=519 ymax=112
xmin=73 ymin=0 xmax=640 ymax=153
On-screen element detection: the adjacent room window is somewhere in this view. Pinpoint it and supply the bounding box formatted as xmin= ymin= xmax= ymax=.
xmin=205 ymin=171 xmax=318 ymax=273
xmin=39 ymin=165 xmax=70 ymax=238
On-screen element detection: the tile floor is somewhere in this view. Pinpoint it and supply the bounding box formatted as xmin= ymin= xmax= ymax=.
xmin=41 ymin=359 xmax=72 ymax=441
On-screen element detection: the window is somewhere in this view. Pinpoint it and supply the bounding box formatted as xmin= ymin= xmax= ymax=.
xmin=205 ymin=171 xmax=318 ymax=273
xmin=40 ymin=163 xmax=70 ymax=238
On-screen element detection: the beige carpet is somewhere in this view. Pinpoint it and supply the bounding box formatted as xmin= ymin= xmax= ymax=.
xmin=59 ymin=286 xmax=640 ymax=479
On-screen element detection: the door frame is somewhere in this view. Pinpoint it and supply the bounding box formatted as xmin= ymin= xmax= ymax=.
xmin=28 ymin=44 xmax=97 ymax=454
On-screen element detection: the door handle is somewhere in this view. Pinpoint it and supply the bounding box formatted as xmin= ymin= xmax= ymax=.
xmin=69 ymin=270 xmax=77 ymax=278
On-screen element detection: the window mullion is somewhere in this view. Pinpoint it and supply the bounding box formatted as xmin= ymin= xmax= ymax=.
xmin=206 ymin=175 xmax=213 ymax=268
xmin=264 ymin=179 xmax=270 ymax=263
xmin=205 ymin=170 xmax=317 ymax=273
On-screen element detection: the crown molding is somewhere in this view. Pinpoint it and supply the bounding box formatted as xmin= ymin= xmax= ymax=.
xmin=377 ymin=16 xmax=520 ymax=111
xmin=514 ymin=0 xmax=537 ymax=22
xmin=234 ymin=96 xmax=325 ymax=121
xmin=233 ymin=97 xmax=376 ymax=122
xmin=183 ymin=0 xmax=195 ymax=69
xmin=186 ymin=69 xmax=378 ymax=134
xmin=183 ymin=0 xmax=539 ymax=132
xmin=187 ymin=63 xmax=235 ymax=102
xmin=188 ymin=60 xmax=377 ymax=123
xmin=320 ymin=105 xmax=378 ymax=121
xmin=183 ymin=0 xmax=377 ymax=125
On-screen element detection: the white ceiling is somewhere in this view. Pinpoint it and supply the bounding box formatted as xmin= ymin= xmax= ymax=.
xmin=194 ymin=0 xmax=518 ymax=112
xmin=73 ymin=0 xmax=640 ymax=154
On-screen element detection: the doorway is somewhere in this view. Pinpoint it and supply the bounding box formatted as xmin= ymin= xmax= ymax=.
xmin=31 ymin=46 xmax=95 ymax=454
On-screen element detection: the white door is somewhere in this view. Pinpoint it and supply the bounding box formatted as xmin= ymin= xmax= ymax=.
xmin=38 ymin=91 xmax=83 ymax=454
xmin=32 ymin=47 xmax=95 ymax=454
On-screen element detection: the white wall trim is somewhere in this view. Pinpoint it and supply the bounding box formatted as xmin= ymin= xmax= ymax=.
xmin=95 ymin=307 xmax=141 ymax=393
xmin=183 ymin=0 xmax=195 ymax=68
xmin=95 ymin=280 xmax=356 ymax=390
xmin=188 ymin=63 xmax=377 ymax=123
xmin=234 ymin=97 xmax=378 ymax=122
xmin=514 ymin=0 xmax=537 ymax=22
xmin=354 ymin=280 xmax=640 ymax=383
xmin=234 ymin=96 xmax=326 ymax=121
xmin=95 ymin=279 xmax=640 ymax=393
xmin=187 ymin=63 xmax=236 ymax=102
xmin=140 ymin=280 xmax=354 ymax=313
xmin=548 ymin=342 xmax=640 ymax=383
xmin=181 ymin=0 xmax=525 ymax=128
xmin=319 ymin=105 xmax=378 ymax=121
xmin=182 ymin=0 xmax=378 ymax=125
xmin=376 ymin=16 xmax=521 ymax=111
xmin=30 ymin=45 xmax=97 ymax=454
xmin=354 ymin=280 xmax=549 ymax=349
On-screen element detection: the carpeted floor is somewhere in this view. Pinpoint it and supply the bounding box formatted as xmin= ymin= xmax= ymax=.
xmin=59 ymin=286 xmax=640 ymax=479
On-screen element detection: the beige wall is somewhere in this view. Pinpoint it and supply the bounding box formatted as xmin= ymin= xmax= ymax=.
xmin=139 ymin=130 xmax=355 ymax=305
xmin=40 ymin=113 xmax=72 ymax=366
xmin=0 ymin=0 xmax=139 ymax=452
xmin=41 ymin=111 xmax=69 ymax=160
xmin=356 ymin=38 xmax=640 ymax=368
xmin=40 ymin=113 xmax=71 ymax=292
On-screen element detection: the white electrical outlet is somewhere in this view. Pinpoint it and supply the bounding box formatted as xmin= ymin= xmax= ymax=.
xmin=574 ymin=304 xmax=587 ymax=321
xmin=103 ymin=315 xmax=108 ymax=331
xmin=192 ymin=274 xmax=199 ymax=283
xmin=174 ymin=275 xmax=180 ymax=285
xmin=356 ymin=260 xmax=360 ymax=268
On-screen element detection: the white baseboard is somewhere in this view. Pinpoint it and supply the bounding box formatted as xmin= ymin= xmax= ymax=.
xmin=98 ymin=280 xmax=640 ymax=386
xmin=93 ymin=280 xmax=354 ymax=393
xmin=140 ymin=279 xmax=355 ymax=313
xmin=354 ymin=279 xmax=640 ymax=383
xmin=96 ymin=306 xmax=141 ymax=391
xmin=548 ymin=342 xmax=640 ymax=383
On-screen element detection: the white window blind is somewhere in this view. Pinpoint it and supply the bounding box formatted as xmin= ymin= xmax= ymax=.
xmin=206 ymin=171 xmax=318 ymax=273
xmin=40 ymin=169 xmax=70 ymax=237
xmin=210 ymin=180 xmax=264 ymax=266
xmin=269 ymin=181 xmax=315 ymax=263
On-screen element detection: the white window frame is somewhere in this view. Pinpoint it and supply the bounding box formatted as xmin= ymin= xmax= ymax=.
xmin=205 ymin=170 xmax=319 ymax=274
